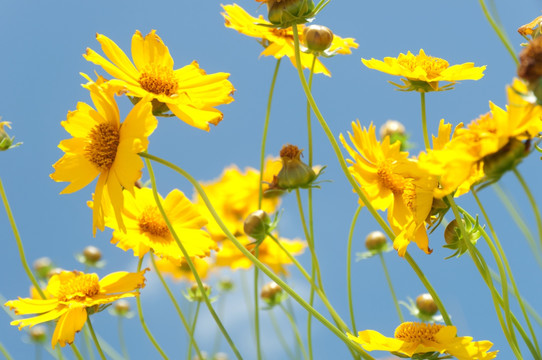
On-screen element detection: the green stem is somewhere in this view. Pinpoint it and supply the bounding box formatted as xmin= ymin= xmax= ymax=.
xmin=346 ymin=206 xmax=362 ymax=334
xmin=0 ymin=176 xmax=46 ymax=299
xmin=420 ymin=92 xmax=430 ymax=150
xmin=117 ymin=317 xmax=128 ymax=360
xmin=140 ymin=152 xmax=374 ymax=360
xmin=258 ymin=58 xmax=282 ymax=208
xmin=268 ymin=310 xmax=296 ymax=360
xmin=211 ymin=289 xmax=227 ymax=356
xmin=150 ymin=253 xmax=204 ymax=360
xmin=254 ymin=248 xmax=262 ymax=360
xmin=144 ymin=156 xmax=243 ymax=360
xmin=86 ymin=315 xmax=106 ymax=360
xmin=135 ymin=256 xmax=169 ymax=359
xmin=187 ymin=302 xmax=201 ymax=360
xmin=70 ymin=345 xmax=83 ymax=360
xmin=378 ymin=253 xmax=404 ymax=323
xmin=492 ymin=183 xmax=542 ymax=267
xmin=514 ymin=168 xmax=542 ymax=252
xmin=279 ymin=303 xmax=309 ymax=360
xmin=83 ymin=324 xmax=96 ymax=360
xmin=0 ymin=341 xmax=13 ymax=360
xmin=478 ymin=0 xmax=519 ymax=66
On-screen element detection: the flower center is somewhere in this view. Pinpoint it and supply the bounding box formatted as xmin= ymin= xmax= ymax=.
xmin=57 ymin=273 xmax=100 ymax=302
xmin=377 ymin=161 xmax=406 ymax=194
xmin=139 ymin=66 xmax=178 ymax=96
xmin=394 ymin=322 xmax=444 ymax=342
xmin=138 ymin=206 xmax=171 ymax=238
xmin=398 ymin=53 xmax=449 ymax=79
xmin=84 ymin=122 xmax=120 ymax=171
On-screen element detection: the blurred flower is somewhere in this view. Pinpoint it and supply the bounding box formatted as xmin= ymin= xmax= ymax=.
xmin=347 ymin=322 xmax=497 ymax=360
xmin=518 ymin=15 xmax=542 ymax=38
xmin=51 ymin=80 xmax=157 ymax=235
xmin=154 ymin=256 xmax=211 ymax=282
xmin=362 ymin=49 xmax=485 ymax=92
xmin=5 ymin=269 xmax=147 ymax=349
xmin=84 ymin=30 xmax=234 ymax=131
xmin=96 ymin=187 xmax=216 ymax=264
xmin=222 ymin=4 xmax=357 ymax=77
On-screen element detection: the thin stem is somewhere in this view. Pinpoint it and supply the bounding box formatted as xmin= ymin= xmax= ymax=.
xmin=83 ymin=324 xmax=96 ymax=360
xmin=268 ymin=310 xmax=296 ymax=360
xmin=279 ymin=304 xmax=309 ymax=360
xmin=70 ymin=345 xmax=83 ymax=360
xmin=478 ymin=0 xmax=519 ymax=66
xmin=346 ymin=205 xmax=362 ymax=333
xmin=378 ymin=253 xmax=404 ymax=323
xmin=135 ymin=256 xmax=169 ymax=360
xmin=86 ymin=315 xmax=106 ymax=360
xmin=140 ymin=152 xmax=374 ymax=360
xmin=187 ymin=302 xmax=201 ymax=360
xmin=420 ymin=92 xmax=430 ymax=150
xmin=254 ymin=248 xmax=262 ymax=360
xmin=0 ymin=341 xmax=13 ymax=360
xmin=514 ymin=168 xmax=542 ymax=252
xmin=492 ymin=183 xmax=542 ymax=267
xmin=0 ymin=177 xmax=45 ymax=299
xmin=117 ymin=317 xmax=128 ymax=360
xmin=211 ymin=289 xmax=228 ymax=356
xmin=150 ymin=252 xmax=204 ymax=360
xmin=144 ymin=156 xmax=243 ymax=360
xmin=258 ymin=58 xmax=282 ymax=208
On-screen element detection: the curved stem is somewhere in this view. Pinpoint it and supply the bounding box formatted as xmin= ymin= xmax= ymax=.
xmin=258 ymin=58 xmax=282 ymax=208
xmin=268 ymin=310 xmax=296 ymax=360
xmin=378 ymin=253 xmax=404 ymax=323
xmin=420 ymin=92 xmax=430 ymax=150
xmin=478 ymin=0 xmax=519 ymax=66
xmin=187 ymin=302 xmax=201 ymax=360
xmin=279 ymin=304 xmax=309 ymax=360
xmin=144 ymin=156 xmax=243 ymax=360
xmin=0 ymin=177 xmax=45 ymax=299
xmin=513 ymin=168 xmax=542 ymax=252
xmin=83 ymin=325 xmax=96 ymax=360
xmin=135 ymin=256 xmax=169 ymax=359
xmin=70 ymin=344 xmax=83 ymax=360
xmin=150 ymin=252 xmax=203 ymax=360
xmin=254 ymin=248 xmax=262 ymax=360
xmin=86 ymin=315 xmax=106 ymax=360
xmin=346 ymin=205 xmax=362 ymax=333
xmin=140 ymin=152 xmax=374 ymax=360
xmin=117 ymin=317 xmax=128 ymax=360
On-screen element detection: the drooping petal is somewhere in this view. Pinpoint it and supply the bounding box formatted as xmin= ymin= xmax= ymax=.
xmin=51 ymin=307 xmax=87 ymax=349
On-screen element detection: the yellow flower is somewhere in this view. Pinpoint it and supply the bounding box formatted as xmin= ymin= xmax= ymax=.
xmin=222 ymin=4 xmax=358 ymax=77
xmin=215 ymin=235 xmax=305 ymax=274
xmin=5 ymin=270 xmax=147 ymax=349
xmin=98 ymin=187 xmax=217 ymax=264
xmin=153 ymin=257 xmax=210 ymax=282
xmin=347 ymin=322 xmax=497 ymax=360
xmin=340 ymin=121 xmax=436 ymax=256
xmin=84 ymin=30 xmax=235 ymax=131
xmin=196 ymin=158 xmax=282 ymax=241
xmin=51 ymin=80 xmax=157 ymax=235
xmin=362 ymin=49 xmax=486 ymax=92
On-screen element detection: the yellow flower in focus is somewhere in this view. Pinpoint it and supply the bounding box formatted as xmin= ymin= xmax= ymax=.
xmin=84 ymin=30 xmax=235 ymax=131
xmin=196 ymin=158 xmax=282 ymax=241
xmin=222 ymin=4 xmax=358 ymax=77
xmin=362 ymin=49 xmax=486 ymax=92
xmin=99 ymin=187 xmax=217 ymax=264
xmin=216 ymin=235 xmax=305 ymax=274
xmin=51 ymin=80 xmax=157 ymax=235
xmin=340 ymin=121 xmax=436 ymax=256
xmin=347 ymin=322 xmax=497 ymax=360
xmin=154 ymin=257 xmax=210 ymax=282
xmin=5 ymin=270 xmax=147 ymax=349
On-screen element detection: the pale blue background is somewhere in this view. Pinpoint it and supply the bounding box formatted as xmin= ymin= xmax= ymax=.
xmin=1 ymin=1 xmax=541 ymax=359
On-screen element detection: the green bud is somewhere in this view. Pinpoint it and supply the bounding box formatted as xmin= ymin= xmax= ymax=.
xmin=303 ymin=25 xmax=333 ymax=53
xmin=365 ymin=231 xmax=387 ymax=251
xmin=187 ymin=283 xmax=211 ymax=302
xmin=113 ymin=299 xmax=131 ymax=316
xmin=33 ymin=257 xmax=53 ymax=280
xmin=244 ymin=210 xmax=271 ymax=242
xmin=277 ymin=144 xmax=316 ymax=190
xmin=29 ymin=325 xmax=47 ymax=344
xmin=416 ymin=293 xmax=438 ymax=316
xmin=267 ymin=0 xmax=315 ymax=27
xmin=83 ymin=246 xmax=102 ymax=263
xmin=0 ymin=120 xmax=22 ymax=151
xmin=260 ymin=281 xmax=285 ymax=307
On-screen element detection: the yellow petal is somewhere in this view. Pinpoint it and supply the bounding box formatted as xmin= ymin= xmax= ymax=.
xmin=99 ymin=269 xmax=148 ymax=294
xmin=95 ymin=33 xmax=139 ymax=79
xmin=51 ymin=308 xmax=87 ymax=349
xmin=11 ymin=307 xmax=67 ymax=330
xmin=5 ymin=298 xmax=59 ymax=315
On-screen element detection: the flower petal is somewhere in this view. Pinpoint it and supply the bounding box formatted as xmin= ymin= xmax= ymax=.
xmin=51 ymin=307 xmax=87 ymax=349
xmin=99 ymin=269 xmax=148 ymax=294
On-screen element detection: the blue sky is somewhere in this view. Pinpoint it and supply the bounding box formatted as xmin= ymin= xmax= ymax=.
xmin=1 ymin=0 xmax=541 ymax=359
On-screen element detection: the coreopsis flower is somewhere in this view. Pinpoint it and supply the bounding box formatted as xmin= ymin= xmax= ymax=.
xmin=362 ymin=49 xmax=486 ymax=92
xmin=84 ymin=30 xmax=235 ymax=131
xmin=153 ymin=256 xmax=211 ymax=282
xmin=222 ymin=4 xmax=358 ymax=77
xmin=340 ymin=121 xmax=436 ymax=256
xmin=215 ymin=235 xmax=305 ymax=274
xmin=195 ymin=158 xmax=282 ymax=241
xmin=51 ymin=80 xmax=157 ymax=235
xmin=5 ymin=269 xmax=147 ymax=349
xmin=347 ymin=322 xmax=497 ymax=360
xmin=96 ymin=187 xmax=217 ymax=264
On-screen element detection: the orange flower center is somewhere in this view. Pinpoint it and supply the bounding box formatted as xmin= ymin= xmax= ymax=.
xmin=377 ymin=161 xmax=407 ymax=194
xmin=85 ymin=122 xmax=120 ymax=171
xmin=394 ymin=322 xmax=444 ymax=342
xmin=139 ymin=65 xmax=179 ymax=96
xmin=138 ymin=206 xmax=171 ymax=239
xmin=57 ymin=273 xmax=100 ymax=302
xmin=397 ymin=53 xmax=449 ymax=79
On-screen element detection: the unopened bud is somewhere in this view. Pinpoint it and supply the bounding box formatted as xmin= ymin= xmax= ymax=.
xmin=276 ymin=144 xmax=316 ymax=190
xmin=244 ymin=210 xmax=270 ymax=242
xmin=444 ymin=220 xmax=461 ymax=245
xmin=260 ymin=281 xmax=284 ymax=306
xmin=365 ymin=231 xmax=387 ymax=251
xmin=29 ymin=325 xmax=47 ymax=344
xmin=114 ymin=300 xmax=131 ymax=316
xmin=188 ymin=283 xmax=211 ymax=302
xmin=218 ymin=278 xmax=235 ymax=292
xmin=33 ymin=257 xmax=53 ymax=279
xmin=416 ymin=293 xmax=438 ymax=316
xmin=303 ymin=25 xmax=333 ymax=53
xmin=379 ymin=120 xmax=406 ymax=139
xmin=267 ymin=0 xmax=315 ymax=27
xmin=83 ymin=246 xmax=102 ymax=263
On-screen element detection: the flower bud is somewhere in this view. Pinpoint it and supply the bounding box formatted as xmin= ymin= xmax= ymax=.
xmin=416 ymin=293 xmax=438 ymax=316
xmin=243 ymin=210 xmax=271 ymax=242
xmin=83 ymin=245 xmax=102 ymax=263
xmin=0 ymin=120 xmax=21 ymax=151
xmin=276 ymin=144 xmax=316 ymax=190
xmin=114 ymin=299 xmax=131 ymax=316
xmin=303 ymin=25 xmax=333 ymax=53
xmin=260 ymin=281 xmax=284 ymax=306
xmin=267 ymin=0 xmax=315 ymax=27
xmin=218 ymin=278 xmax=235 ymax=292
xmin=365 ymin=231 xmax=387 ymax=251
xmin=187 ymin=283 xmax=211 ymax=302
xmin=47 ymin=267 xmax=64 ymax=279
xmin=29 ymin=325 xmax=47 ymax=344
xmin=33 ymin=257 xmax=53 ymax=280
xmin=519 ymin=37 xmax=542 ymax=84
xmin=379 ymin=120 xmax=409 ymax=150
xmin=444 ymin=219 xmax=462 ymax=245
xmin=482 ymin=138 xmax=526 ymax=182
